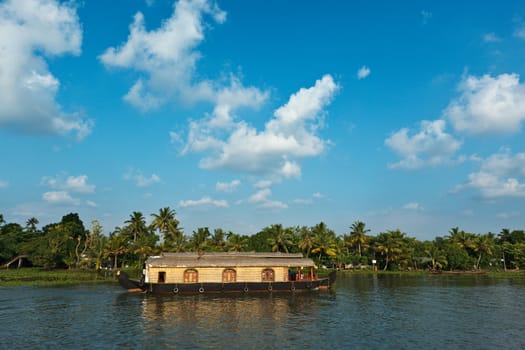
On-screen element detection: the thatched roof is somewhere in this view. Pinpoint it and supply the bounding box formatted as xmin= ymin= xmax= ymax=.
xmin=146 ymin=252 xmax=315 ymax=268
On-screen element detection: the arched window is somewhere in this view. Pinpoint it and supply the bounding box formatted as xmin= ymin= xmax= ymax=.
xmin=183 ymin=269 xmax=198 ymax=283
xmin=222 ymin=269 xmax=236 ymax=282
xmin=261 ymin=268 xmax=275 ymax=282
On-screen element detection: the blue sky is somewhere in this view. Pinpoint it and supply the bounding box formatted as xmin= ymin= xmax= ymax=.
xmin=1 ymin=0 xmax=525 ymax=240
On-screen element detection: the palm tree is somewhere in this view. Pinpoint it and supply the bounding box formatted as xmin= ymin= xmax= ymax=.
xmin=210 ymin=228 xmax=226 ymax=251
xmin=26 ymin=217 xmax=39 ymax=233
xmin=226 ymin=232 xmax=248 ymax=252
xmin=447 ymin=227 xmax=475 ymax=251
xmin=348 ymin=221 xmax=370 ymax=257
xmin=265 ymin=224 xmax=293 ymax=253
xmin=125 ymin=211 xmax=147 ymax=242
xmin=472 ymin=233 xmax=495 ymax=270
xmin=297 ymin=226 xmax=314 ymax=257
xmin=150 ymin=207 xmax=181 ymax=249
xmin=188 ymin=227 xmax=211 ymax=252
xmin=311 ymin=222 xmax=337 ymax=265
xmin=424 ymin=241 xmax=447 ymax=270
xmin=104 ymin=228 xmax=128 ymax=271
xmin=374 ymin=230 xmax=405 ymax=270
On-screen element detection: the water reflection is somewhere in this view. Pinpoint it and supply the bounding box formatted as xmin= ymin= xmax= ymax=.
xmin=135 ymin=293 xmax=323 ymax=349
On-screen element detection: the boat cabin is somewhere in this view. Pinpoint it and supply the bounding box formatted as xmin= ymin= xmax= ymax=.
xmin=143 ymin=252 xmax=318 ymax=284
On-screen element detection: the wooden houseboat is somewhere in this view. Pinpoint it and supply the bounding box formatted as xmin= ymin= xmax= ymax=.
xmin=118 ymin=252 xmax=336 ymax=294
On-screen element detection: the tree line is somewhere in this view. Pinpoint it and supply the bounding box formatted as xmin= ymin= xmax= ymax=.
xmin=1 ymin=209 xmax=524 ymax=271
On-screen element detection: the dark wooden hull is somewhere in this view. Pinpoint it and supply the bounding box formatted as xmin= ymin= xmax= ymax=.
xmin=118 ymin=271 xmax=336 ymax=295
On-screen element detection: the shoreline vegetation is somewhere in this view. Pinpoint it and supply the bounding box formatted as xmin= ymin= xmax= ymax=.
xmin=1 ymin=210 xmax=525 ymax=278
xmin=1 ymin=268 xmax=523 ymax=287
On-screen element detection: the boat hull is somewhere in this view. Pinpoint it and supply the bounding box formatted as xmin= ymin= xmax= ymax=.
xmin=118 ymin=271 xmax=336 ymax=295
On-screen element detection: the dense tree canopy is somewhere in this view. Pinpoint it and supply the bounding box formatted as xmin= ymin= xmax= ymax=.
xmin=1 ymin=212 xmax=524 ymax=271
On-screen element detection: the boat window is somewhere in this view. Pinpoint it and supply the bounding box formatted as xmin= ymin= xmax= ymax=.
xmin=261 ymin=268 xmax=275 ymax=282
xmin=158 ymin=271 xmax=166 ymax=283
xmin=184 ymin=269 xmax=198 ymax=283
xmin=222 ymin=269 xmax=236 ymax=282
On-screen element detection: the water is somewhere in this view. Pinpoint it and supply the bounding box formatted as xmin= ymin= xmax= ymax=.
xmin=1 ymin=273 xmax=524 ymax=349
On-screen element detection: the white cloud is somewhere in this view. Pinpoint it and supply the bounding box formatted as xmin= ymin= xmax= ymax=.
xmin=86 ymin=200 xmax=97 ymax=208
xmin=99 ymin=0 xmax=235 ymax=111
xmin=453 ymin=149 xmax=525 ymax=198
xmin=0 ymin=0 xmax=92 ymax=140
xmin=385 ymin=119 xmax=463 ymax=169
xmin=179 ymin=196 xmax=228 ymax=208
xmin=188 ymin=75 xmax=339 ymax=179
xmin=124 ymin=169 xmax=161 ymax=187
xmin=42 ymin=174 xmax=95 ymax=193
xmin=443 ymin=73 xmax=525 ymax=135
xmin=254 ymin=180 xmax=272 ymax=189
xmin=0 ymin=180 xmax=8 ymax=188
xmin=403 ymin=202 xmax=424 ymax=211
xmin=357 ymin=66 xmax=371 ymax=80
xmin=249 ymin=188 xmax=271 ymax=203
xmin=248 ymin=188 xmax=288 ymax=209
xmin=483 ymin=32 xmax=501 ymax=42
xmin=42 ymin=191 xmax=78 ymax=205
xmin=216 ymin=179 xmax=240 ymax=193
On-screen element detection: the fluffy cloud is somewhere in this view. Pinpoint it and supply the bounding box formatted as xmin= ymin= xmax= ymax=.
xmin=42 ymin=174 xmax=95 ymax=193
xmin=124 ymin=169 xmax=161 ymax=187
xmin=179 ymin=196 xmax=228 ymax=208
xmin=216 ymin=180 xmax=240 ymax=193
xmin=99 ymin=0 xmax=242 ymax=111
xmin=42 ymin=191 xmax=78 ymax=205
xmin=443 ymin=73 xmax=525 ymax=135
xmin=453 ymin=149 xmax=525 ymax=198
xmin=385 ymin=119 xmax=463 ymax=169
xmin=248 ymin=188 xmax=287 ymax=209
xmin=0 ymin=0 xmax=92 ymax=139
xmin=187 ymin=75 xmax=339 ymax=178
xmin=357 ymin=66 xmax=371 ymax=80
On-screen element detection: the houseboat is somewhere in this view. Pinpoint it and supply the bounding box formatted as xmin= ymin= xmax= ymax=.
xmin=118 ymin=252 xmax=336 ymax=294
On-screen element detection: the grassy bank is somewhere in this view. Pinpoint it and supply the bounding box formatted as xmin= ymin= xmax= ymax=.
xmin=339 ymin=269 xmax=525 ymax=277
xmin=0 ymin=268 xmax=117 ymax=287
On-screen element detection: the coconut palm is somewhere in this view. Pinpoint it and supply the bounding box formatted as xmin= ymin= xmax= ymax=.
xmin=373 ymin=229 xmax=406 ymax=270
xmin=311 ymin=222 xmax=337 ymax=265
xmin=26 ymin=217 xmax=39 ymax=233
xmin=150 ymin=207 xmax=181 ymax=249
xmin=472 ymin=233 xmax=495 ymax=270
xmin=125 ymin=211 xmax=147 ymax=242
xmin=188 ymin=227 xmax=211 ymax=252
xmin=104 ymin=228 xmax=128 ymax=271
xmin=424 ymin=241 xmax=447 ymax=270
xmin=265 ymin=224 xmax=294 ymax=253
xmin=226 ymin=232 xmax=248 ymax=252
xmin=297 ymin=226 xmax=314 ymax=257
xmin=348 ymin=221 xmax=370 ymax=257
xmin=210 ymin=228 xmax=227 ymax=251
xmin=447 ymin=227 xmax=475 ymax=251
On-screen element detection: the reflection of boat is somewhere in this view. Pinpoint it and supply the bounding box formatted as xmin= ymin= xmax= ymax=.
xmin=118 ymin=252 xmax=337 ymax=294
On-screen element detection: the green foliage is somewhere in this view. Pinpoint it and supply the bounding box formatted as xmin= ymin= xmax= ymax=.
xmin=2 ymin=210 xmax=525 ymax=274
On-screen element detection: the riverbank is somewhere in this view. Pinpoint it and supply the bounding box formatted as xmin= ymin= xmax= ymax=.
xmin=0 ymin=268 xmax=116 ymax=287
xmin=1 ymin=267 xmax=523 ymax=287
xmin=338 ymin=269 xmax=525 ymax=278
